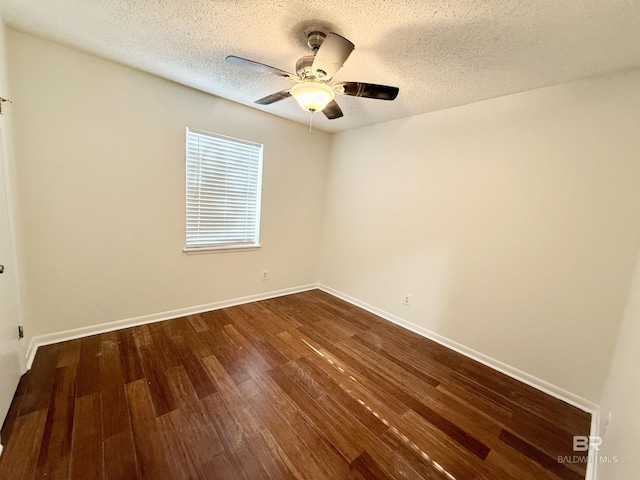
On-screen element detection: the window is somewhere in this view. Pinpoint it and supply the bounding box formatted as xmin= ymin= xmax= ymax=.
xmin=185 ymin=127 xmax=263 ymax=252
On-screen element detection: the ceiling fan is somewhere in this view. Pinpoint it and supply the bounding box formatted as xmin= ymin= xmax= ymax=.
xmin=226 ymin=30 xmax=399 ymax=120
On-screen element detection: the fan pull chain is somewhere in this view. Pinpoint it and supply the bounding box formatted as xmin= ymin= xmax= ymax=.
xmin=309 ymin=110 xmax=313 ymax=133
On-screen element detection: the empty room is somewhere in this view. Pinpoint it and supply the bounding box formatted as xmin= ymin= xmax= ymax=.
xmin=0 ymin=1 xmax=638 ymax=479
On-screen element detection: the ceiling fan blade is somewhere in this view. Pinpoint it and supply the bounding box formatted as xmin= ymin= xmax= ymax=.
xmin=322 ymin=100 xmax=343 ymax=120
xmin=255 ymin=90 xmax=291 ymax=105
xmin=334 ymin=82 xmax=399 ymax=100
xmin=312 ymin=33 xmax=355 ymax=80
xmin=226 ymin=55 xmax=298 ymax=80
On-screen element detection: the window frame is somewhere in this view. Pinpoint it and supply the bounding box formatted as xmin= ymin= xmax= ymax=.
xmin=183 ymin=127 xmax=264 ymax=254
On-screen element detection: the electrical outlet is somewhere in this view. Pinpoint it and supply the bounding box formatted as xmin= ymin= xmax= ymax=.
xmin=403 ymin=293 xmax=411 ymax=306
xmin=262 ymin=270 xmax=268 ymax=281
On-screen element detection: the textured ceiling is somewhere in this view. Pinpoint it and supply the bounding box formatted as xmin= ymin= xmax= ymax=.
xmin=2 ymin=0 xmax=640 ymax=133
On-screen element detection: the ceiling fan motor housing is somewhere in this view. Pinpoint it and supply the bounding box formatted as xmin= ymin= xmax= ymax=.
xmin=297 ymin=55 xmax=321 ymax=79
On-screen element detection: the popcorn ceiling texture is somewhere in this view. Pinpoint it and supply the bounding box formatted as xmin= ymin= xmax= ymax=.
xmin=2 ymin=0 xmax=640 ymax=132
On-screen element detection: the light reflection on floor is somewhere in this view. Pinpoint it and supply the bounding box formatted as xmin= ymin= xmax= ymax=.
xmin=300 ymin=338 xmax=457 ymax=480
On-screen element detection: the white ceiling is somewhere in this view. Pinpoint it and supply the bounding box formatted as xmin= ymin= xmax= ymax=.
xmin=2 ymin=0 xmax=640 ymax=133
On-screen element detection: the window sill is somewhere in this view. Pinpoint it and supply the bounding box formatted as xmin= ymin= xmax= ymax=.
xmin=183 ymin=244 xmax=261 ymax=255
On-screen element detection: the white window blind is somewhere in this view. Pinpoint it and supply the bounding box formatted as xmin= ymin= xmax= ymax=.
xmin=185 ymin=128 xmax=263 ymax=252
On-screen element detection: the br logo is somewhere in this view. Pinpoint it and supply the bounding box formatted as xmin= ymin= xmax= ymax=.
xmin=573 ymin=436 xmax=602 ymax=452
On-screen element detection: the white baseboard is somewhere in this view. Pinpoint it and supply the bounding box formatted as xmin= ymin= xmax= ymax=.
xmin=318 ymin=284 xmax=599 ymax=416
xmin=27 ymin=282 xmax=599 ymax=414
xmin=25 ymin=284 xmax=317 ymax=369
xmin=23 ymin=282 xmax=601 ymax=477
xmin=586 ymin=407 xmax=600 ymax=480
xmin=321 ymin=284 xmax=601 ymax=479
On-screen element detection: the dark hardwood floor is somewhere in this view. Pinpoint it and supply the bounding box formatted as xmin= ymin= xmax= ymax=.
xmin=0 ymin=289 xmax=591 ymax=479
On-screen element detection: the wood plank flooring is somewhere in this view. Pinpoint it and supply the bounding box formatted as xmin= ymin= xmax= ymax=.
xmin=0 ymin=289 xmax=591 ymax=479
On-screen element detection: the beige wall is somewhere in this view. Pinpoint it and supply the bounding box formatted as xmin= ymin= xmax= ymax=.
xmin=320 ymin=69 xmax=640 ymax=402
xmin=7 ymin=30 xmax=330 ymax=345
xmin=597 ymin=253 xmax=640 ymax=478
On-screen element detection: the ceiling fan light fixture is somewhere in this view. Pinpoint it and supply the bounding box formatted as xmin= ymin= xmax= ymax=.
xmin=290 ymin=81 xmax=334 ymax=112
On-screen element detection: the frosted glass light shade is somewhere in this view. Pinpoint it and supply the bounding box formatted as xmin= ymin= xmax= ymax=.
xmin=290 ymin=82 xmax=334 ymax=112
